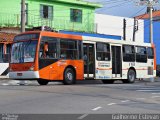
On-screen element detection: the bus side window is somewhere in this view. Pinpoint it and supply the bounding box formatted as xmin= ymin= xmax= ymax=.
xmin=123 ymin=45 xmax=135 ymax=62
xmin=147 ymin=47 xmax=154 ymax=59
xmin=136 ymin=46 xmax=147 ymax=63
xmin=43 ymin=42 xmax=49 ymax=58
xmin=96 ymin=42 xmax=110 ymax=61
xmin=60 ymin=39 xmax=78 ymax=60
xmin=40 ymin=37 xmax=58 ymax=59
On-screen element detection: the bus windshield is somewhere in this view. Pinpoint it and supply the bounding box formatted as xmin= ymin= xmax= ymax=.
xmin=11 ymin=41 xmax=37 ymax=63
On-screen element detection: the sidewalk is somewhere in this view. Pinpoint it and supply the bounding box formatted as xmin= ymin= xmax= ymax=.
xmin=137 ymin=77 xmax=160 ymax=86
xmin=0 ymin=75 xmax=9 ymax=79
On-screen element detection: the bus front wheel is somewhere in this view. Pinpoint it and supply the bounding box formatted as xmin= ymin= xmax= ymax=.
xmin=63 ymin=68 xmax=75 ymax=85
xmin=37 ymin=79 xmax=49 ymax=85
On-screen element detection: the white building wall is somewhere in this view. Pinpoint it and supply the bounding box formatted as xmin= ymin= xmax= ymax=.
xmin=95 ymin=14 xmax=144 ymax=43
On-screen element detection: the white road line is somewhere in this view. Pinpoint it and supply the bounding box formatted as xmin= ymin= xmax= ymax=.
xmin=2 ymin=83 xmax=9 ymax=86
xmin=151 ymin=96 xmax=160 ymax=98
xmin=137 ymin=90 xmax=160 ymax=92
xmin=78 ymin=114 xmax=89 ymax=119
xmin=107 ymin=103 xmax=116 ymax=106
xmin=136 ymin=98 xmax=146 ymax=100
xmin=121 ymin=100 xmax=130 ymax=103
xmin=152 ymin=93 xmax=160 ymax=95
xmin=92 ymin=106 xmax=102 ymax=111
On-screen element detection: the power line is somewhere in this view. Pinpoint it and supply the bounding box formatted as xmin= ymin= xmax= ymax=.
xmin=130 ymin=6 xmax=146 ymax=18
xmin=96 ymin=0 xmax=133 ymax=12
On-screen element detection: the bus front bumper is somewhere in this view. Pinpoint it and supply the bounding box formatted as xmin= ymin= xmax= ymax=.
xmin=9 ymin=71 xmax=39 ymax=79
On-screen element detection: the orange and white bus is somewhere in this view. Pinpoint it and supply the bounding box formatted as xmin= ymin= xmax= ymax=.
xmin=9 ymin=30 xmax=156 ymax=85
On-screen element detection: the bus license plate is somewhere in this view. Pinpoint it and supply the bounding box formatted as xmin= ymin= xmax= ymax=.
xmin=17 ymin=73 xmax=23 ymax=76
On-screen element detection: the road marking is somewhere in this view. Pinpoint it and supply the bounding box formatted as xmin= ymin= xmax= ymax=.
xmin=137 ymin=90 xmax=160 ymax=92
xmin=92 ymin=106 xmax=102 ymax=111
xmin=121 ymin=100 xmax=130 ymax=103
xmin=78 ymin=114 xmax=89 ymax=119
xmin=151 ymin=96 xmax=160 ymax=98
xmin=2 ymin=83 xmax=9 ymax=86
xmin=136 ymin=98 xmax=145 ymax=100
xmin=107 ymin=103 xmax=116 ymax=106
xmin=152 ymin=93 xmax=160 ymax=95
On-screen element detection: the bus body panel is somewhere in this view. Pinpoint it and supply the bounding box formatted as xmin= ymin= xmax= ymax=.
xmin=95 ymin=61 xmax=112 ymax=79
xmin=39 ymin=60 xmax=84 ymax=81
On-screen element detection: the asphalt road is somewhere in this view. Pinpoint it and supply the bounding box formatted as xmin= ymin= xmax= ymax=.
xmin=0 ymin=78 xmax=160 ymax=119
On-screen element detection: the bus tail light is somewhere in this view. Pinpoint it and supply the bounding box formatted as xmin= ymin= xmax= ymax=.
xmin=148 ymin=67 xmax=153 ymax=75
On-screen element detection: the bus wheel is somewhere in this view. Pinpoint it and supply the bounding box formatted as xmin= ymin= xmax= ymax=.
xmin=124 ymin=69 xmax=136 ymax=83
xmin=37 ymin=79 xmax=49 ymax=85
xmin=63 ymin=68 xmax=75 ymax=85
xmin=102 ymin=80 xmax=114 ymax=84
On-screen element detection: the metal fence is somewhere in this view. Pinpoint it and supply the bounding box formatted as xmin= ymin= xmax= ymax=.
xmin=0 ymin=13 xmax=96 ymax=33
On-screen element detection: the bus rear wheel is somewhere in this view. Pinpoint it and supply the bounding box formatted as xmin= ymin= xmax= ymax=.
xmin=37 ymin=79 xmax=49 ymax=85
xmin=102 ymin=80 xmax=114 ymax=84
xmin=123 ymin=69 xmax=136 ymax=83
xmin=63 ymin=68 xmax=75 ymax=85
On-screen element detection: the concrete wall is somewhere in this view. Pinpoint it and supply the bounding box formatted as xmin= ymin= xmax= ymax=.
xmin=95 ymin=14 xmax=144 ymax=43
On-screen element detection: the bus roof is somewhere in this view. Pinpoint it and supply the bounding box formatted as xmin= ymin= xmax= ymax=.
xmin=59 ymin=30 xmax=122 ymax=40
xmin=14 ymin=31 xmax=82 ymax=41
xmin=40 ymin=31 xmax=82 ymax=40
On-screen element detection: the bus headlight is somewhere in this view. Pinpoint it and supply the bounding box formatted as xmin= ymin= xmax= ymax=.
xmin=9 ymin=67 xmax=13 ymax=72
xmin=29 ymin=65 xmax=34 ymax=71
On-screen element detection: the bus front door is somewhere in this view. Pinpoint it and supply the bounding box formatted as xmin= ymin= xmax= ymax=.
xmin=111 ymin=46 xmax=122 ymax=78
xmin=83 ymin=43 xmax=95 ymax=78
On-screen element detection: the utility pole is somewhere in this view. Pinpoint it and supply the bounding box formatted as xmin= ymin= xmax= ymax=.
xmin=21 ymin=0 xmax=26 ymax=33
xmin=148 ymin=1 xmax=153 ymax=43
xmin=19 ymin=0 xmax=26 ymax=85
xmin=136 ymin=0 xmax=159 ymax=44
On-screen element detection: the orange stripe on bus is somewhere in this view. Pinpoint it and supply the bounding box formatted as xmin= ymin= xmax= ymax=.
xmin=152 ymin=44 xmax=157 ymax=70
xmin=40 ymin=31 xmax=82 ymax=40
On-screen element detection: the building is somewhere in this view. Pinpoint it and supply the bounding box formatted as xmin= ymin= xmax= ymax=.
xmin=95 ymin=14 xmax=144 ymax=43
xmin=61 ymin=14 xmax=144 ymax=44
xmin=0 ymin=0 xmax=102 ymax=33
xmin=136 ymin=10 xmax=160 ymax=66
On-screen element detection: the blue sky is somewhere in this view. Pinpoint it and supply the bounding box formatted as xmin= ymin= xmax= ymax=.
xmin=86 ymin=0 xmax=160 ymax=18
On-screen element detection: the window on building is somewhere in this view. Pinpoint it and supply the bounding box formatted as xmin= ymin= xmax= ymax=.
xmin=3 ymin=44 xmax=12 ymax=63
xmin=123 ymin=45 xmax=135 ymax=62
xmin=96 ymin=42 xmax=110 ymax=61
xmin=40 ymin=5 xmax=53 ymax=19
xmin=147 ymin=47 xmax=154 ymax=59
xmin=0 ymin=44 xmax=3 ymax=62
xmin=136 ymin=46 xmax=147 ymax=63
xmin=70 ymin=9 xmax=82 ymax=22
xmin=60 ymin=39 xmax=79 ymax=59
